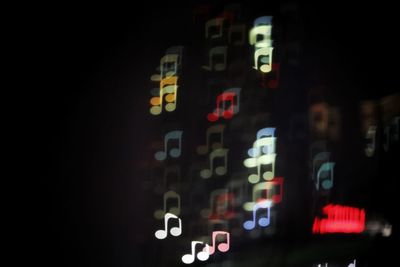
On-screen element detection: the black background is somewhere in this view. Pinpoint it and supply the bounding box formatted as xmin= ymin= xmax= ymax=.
xmin=31 ymin=1 xmax=398 ymax=266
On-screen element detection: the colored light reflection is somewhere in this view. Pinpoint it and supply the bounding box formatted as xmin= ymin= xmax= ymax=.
xmin=313 ymin=204 xmax=365 ymax=234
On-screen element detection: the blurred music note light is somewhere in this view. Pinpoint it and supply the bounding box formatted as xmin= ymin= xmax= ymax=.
xmin=207 ymin=88 xmax=241 ymax=122
xmin=182 ymin=241 xmax=210 ymax=264
xmin=154 ymin=130 xmax=183 ymax=161
xmin=207 ymin=231 xmax=230 ymax=255
xmin=243 ymin=200 xmax=272 ymax=230
xmin=154 ymin=213 xmax=182 ymax=239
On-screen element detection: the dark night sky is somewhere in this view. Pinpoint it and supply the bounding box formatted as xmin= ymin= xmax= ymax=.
xmin=30 ymin=1 xmax=398 ymax=266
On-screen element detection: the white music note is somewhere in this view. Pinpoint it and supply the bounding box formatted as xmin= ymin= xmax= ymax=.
xmin=154 ymin=213 xmax=182 ymax=239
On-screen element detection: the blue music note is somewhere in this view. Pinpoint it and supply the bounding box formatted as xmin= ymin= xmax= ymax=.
xmin=243 ymin=200 xmax=272 ymax=230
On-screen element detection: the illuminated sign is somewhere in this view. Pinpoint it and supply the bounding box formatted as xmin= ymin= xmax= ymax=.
xmin=313 ymin=204 xmax=365 ymax=234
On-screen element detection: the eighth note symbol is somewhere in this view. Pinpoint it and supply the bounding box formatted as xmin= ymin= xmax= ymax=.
xmin=200 ymin=148 xmax=228 ymax=178
xmin=207 ymin=88 xmax=241 ymax=122
xmin=182 ymin=241 xmax=209 ymax=264
xmin=243 ymin=200 xmax=272 ymax=230
xmin=154 ymin=130 xmax=183 ymax=161
xmin=154 ymin=213 xmax=182 ymax=240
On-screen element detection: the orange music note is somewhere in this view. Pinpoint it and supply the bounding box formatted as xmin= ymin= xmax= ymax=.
xmin=150 ymin=76 xmax=178 ymax=115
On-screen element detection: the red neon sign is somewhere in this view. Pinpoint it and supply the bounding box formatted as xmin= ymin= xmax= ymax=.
xmin=313 ymin=204 xmax=365 ymax=234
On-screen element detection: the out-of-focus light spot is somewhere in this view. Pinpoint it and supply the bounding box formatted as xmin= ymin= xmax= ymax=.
xmin=365 ymin=220 xmax=392 ymax=237
xmin=316 ymin=259 xmax=356 ymax=267
xmin=313 ymin=204 xmax=365 ymax=234
xmin=154 ymin=190 xmax=181 ymax=219
xmin=249 ymin=16 xmax=274 ymax=73
xmin=382 ymin=224 xmax=392 ymax=237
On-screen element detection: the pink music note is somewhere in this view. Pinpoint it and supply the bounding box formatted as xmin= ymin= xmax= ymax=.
xmin=207 ymin=231 xmax=230 ymax=255
xmin=154 ymin=213 xmax=182 ymax=239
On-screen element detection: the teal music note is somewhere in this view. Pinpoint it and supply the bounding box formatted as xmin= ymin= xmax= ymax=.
xmin=316 ymin=162 xmax=335 ymax=190
xmin=154 ymin=130 xmax=183 ymax=161
xmin=312 ymin=152 xmax=330 ymax=187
